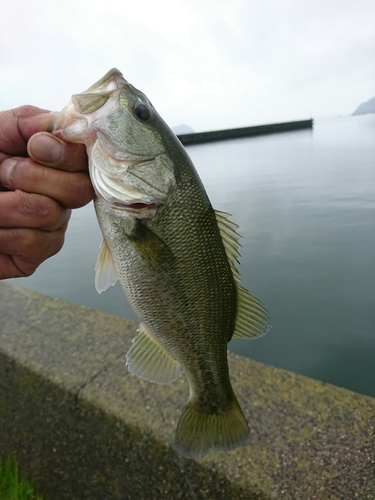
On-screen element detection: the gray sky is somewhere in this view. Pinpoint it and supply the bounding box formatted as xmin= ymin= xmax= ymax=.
xmin=2 ymin=0 xmax=374 ymax=131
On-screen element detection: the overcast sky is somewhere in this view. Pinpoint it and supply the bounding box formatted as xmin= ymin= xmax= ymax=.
xmin=2 ymin=0 xmax=374 ymax=131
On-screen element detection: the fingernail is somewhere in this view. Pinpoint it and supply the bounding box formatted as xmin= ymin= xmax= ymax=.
xmin=28 ymin=133 xmax=63 ymax=164
xmin=0 ymin=158 xmax=16 ymax=188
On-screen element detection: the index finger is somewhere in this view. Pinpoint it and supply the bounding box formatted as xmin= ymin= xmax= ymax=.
xmin=0 ymin=105 xmax=51 ymax=156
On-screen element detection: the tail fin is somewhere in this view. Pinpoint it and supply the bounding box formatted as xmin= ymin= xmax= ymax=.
xmin=172 ymin=396 xmax=250 ymax=459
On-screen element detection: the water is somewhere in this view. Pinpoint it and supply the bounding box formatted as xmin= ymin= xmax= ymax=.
xmin=6 ymin=115 xmax=375 ymax=397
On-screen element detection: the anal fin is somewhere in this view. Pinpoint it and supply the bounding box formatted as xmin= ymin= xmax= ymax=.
xmin=126 ymin=323 xmax=180 ymax=384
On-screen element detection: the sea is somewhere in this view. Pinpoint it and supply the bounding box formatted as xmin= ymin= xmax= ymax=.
xmin=6 ymin=114 xmax=375 ymax=398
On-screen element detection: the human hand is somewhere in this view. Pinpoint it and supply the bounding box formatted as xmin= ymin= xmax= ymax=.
xmin=0 ymin=105 xmax=94 ymax=279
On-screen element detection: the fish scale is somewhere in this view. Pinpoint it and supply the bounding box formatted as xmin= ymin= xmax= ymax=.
xmin=51 ymin=68 xmax=270 ymax=459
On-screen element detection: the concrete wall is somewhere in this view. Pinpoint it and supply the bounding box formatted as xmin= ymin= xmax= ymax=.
xmin=177 ymin=120 xmax=313 ymax=146
xmin=0 ymin=281 xmax=374 ymax=499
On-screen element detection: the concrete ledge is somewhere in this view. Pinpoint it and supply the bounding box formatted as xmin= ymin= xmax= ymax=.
xmin=177 ymin=120 xmax=313 ymax=145
xmin=0 ymin=281 xmax=374 ymax=499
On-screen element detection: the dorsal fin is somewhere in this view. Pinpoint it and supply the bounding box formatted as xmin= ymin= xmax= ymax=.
xmin=233 ymin=285 xmax=271 ymax=338
xmin=215 ymin=210 xmax=242 ymax=281
xmin=215 ymin=210 xmax=271 ymax=339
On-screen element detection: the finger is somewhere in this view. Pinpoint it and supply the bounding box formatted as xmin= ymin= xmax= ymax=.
xmin=0 ymin=157 xmax=94 ymax=209
xmin=27 ymin=132 xmax=88 ymax=172
xmin=0 ymin=190 xmax=71 ymax=230
xmin=0 ymin=106 xmax=52 ymax=156
xmin=0 ymin=224 xmax=67 ymax=279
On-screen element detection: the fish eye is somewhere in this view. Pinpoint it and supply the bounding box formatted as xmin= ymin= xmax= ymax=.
xmin=133 ymin=102 xmax=151 ymax=121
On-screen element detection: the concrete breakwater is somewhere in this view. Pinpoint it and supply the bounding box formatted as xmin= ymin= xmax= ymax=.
xmin=0 ymin=281 xmax=374 ymax=499
xmin=177 ymin=119 xmax=313 ymax=145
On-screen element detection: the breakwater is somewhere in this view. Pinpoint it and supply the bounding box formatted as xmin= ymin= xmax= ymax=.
xmin=177 ymin=119 xmax=313 ymax=145
xmin=1 ymin=281 xmax=374 ymax=499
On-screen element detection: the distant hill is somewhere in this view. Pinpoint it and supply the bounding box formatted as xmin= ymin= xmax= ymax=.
xmin=353 ymin=96 xmax=375 ymax=115
xmin=172 ymin=124 xmax=195 ymax=135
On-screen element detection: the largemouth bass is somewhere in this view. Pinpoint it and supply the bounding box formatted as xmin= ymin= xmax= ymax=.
xmin=51 ymin=69 xmax=270 ymax=459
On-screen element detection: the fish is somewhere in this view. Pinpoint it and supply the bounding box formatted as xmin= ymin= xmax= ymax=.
xmin=51 ymin=69 xmax=270 ymax=459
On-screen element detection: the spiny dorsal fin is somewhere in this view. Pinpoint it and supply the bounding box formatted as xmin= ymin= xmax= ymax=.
xmin=95 ymin=239 xmax=117 ymax=294
xmin=126 ymin=323 xmax=180 ymax=384
xmin=215 ymin=210 xmax=241 ymax=281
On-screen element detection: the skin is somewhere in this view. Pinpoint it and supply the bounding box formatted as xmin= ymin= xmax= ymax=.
xmin=0 ymin=105 xmax=94 ymax=279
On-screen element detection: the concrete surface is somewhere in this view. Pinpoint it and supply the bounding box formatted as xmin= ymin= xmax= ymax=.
xmin=0 ymin=281 xmax=374 ymax=499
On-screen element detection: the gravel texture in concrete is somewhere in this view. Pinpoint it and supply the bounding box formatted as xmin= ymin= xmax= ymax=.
xmin=0 ymin=282 xmax=374 ymax=499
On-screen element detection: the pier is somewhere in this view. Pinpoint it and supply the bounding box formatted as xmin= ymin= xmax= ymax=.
xmin=0 ymin=281 xmax=374 ymax=499
xmin=177 ymin=119 xmax=313 ymax=145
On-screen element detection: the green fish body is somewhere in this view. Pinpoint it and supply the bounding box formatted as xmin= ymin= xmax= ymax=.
xmin=52 ymin=69 xmax=270 ymax=459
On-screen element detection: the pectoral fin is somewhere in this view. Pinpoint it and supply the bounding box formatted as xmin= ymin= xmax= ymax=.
xmin=126 ymin=220 xmax=174 ymax=266
xmin=126 ymin=323 xmax=180 ymax=384
xmin=95 ymin=239 xmax=117 ymax=293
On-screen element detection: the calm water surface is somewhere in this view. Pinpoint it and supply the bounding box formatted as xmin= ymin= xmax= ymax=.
xmin=7 ymin=115 xmax=375 ymax=397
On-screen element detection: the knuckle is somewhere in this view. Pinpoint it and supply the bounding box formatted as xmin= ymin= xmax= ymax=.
xmin=1 ymin=157 xmax=42 ymax=192
xmin=16 ymin=190 xmax=64 ymax=229
xmin=17 ymin=262 xmax=37 ymax=278
xmin=16 ymin=228 xmax=65 ymax=265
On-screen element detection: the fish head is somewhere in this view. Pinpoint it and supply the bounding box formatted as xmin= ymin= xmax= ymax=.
xmin=52 ymin=68 xmax=176 ymax=218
